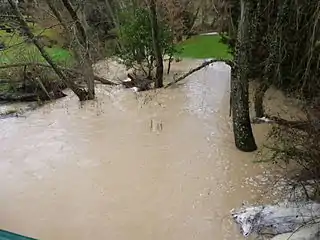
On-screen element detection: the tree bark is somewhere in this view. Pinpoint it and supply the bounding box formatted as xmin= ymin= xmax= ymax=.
xmin=254 ymin=81 xmax=269 ymax=118
xmin=167 ymin=56 xmax=172 ymax=75
xmin=7 ymin=0 xmax=88 ymax=101
xmin=148 ymin=0 xmax=164 ymax=88
xmin=231 ymin=0 xmax=257 ymax=152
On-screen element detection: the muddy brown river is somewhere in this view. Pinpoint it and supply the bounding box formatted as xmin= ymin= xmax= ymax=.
xmin=0 ymin=61 xmax=274 ymax=239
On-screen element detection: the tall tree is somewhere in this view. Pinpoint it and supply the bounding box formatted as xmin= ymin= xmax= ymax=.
xmin=61 ymin=0 xmax=95 ymax=99
xmin=231 ymin=0 xmax=257 ymax=152
xmin=7 ymin=0 xmax=89 ymax=101
xmin=148 ymin=0 xmax=164 ymax=88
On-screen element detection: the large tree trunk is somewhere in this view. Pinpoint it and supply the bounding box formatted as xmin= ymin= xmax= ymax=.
xmin=104 ymin=0 xmax=122 ymax=52
xmin=148 ymin=0 xmax=164 ymax=88
xmin=8 ymin=0 xmax=88 ymax=101
xmin=231 ymin=0 xmax=257 ymax=152
xmin=46 ymin=0 xmax=95 ymax=100
xmin=47 ymin=0 xmax=95 ymax=99
xmin=104 ymin=0 xmax=119 ymax=29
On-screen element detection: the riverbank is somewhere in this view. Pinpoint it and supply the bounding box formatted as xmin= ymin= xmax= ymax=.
xmin=231 ymin=83 xmax=320 ymax=239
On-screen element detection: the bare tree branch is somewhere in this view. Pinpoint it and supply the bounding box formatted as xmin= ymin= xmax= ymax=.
xmin=165 ymin=59 xmax=232 ymax=88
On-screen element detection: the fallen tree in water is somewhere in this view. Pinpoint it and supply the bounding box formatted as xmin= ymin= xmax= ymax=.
xmin=165 ymin=58 xmax=233 ymax=88
xmin=232 ymin=201 xmax=320 ymax=238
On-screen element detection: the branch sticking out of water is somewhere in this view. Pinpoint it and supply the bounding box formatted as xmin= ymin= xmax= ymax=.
xmin=164 ymin=59 xmax=233 ymax=88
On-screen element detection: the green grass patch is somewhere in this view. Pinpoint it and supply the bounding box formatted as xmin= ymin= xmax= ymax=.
xmin=0 ymin=25 xmax=73 ymax=66
xmin=176 ymin=35 xmax=232 ymax=60
xmin=45 ymin=47 xmax=73 ymax=63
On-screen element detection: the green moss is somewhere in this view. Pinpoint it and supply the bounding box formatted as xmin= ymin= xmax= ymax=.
xmin=176 ymin=35 xmax=232 ymax=60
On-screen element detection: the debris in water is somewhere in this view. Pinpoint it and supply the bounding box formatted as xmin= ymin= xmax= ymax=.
xmin=232 ymin=201 xmax=320 ymax=237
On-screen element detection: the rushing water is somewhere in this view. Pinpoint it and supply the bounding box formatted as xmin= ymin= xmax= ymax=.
xmin=0 ymin=61 xmax=273 ymax=239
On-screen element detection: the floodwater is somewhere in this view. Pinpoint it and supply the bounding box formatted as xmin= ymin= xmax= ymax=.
xmin=0 ymin=61 xmax=273 ymax=239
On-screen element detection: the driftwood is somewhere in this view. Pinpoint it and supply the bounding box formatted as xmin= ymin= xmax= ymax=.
xmin=94 ymin=76 xmax=117 ymax=85
xmin=232 ymin=201 xmax=320 ymax=237
xmin=121 ymin=73 xmax=152 ymax=91
xmin=251 ymin=116 xmax=274 ymax=124
xmin=164 ymin=59 xmax=232 ymax=88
